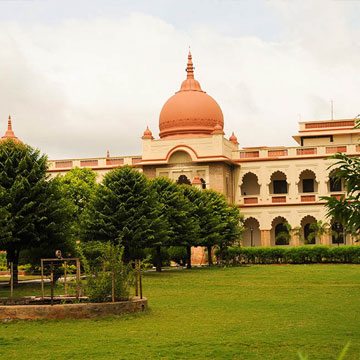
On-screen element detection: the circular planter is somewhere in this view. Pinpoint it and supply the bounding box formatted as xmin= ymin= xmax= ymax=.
xmin=0 ymin=296 xmax=147 ymax=322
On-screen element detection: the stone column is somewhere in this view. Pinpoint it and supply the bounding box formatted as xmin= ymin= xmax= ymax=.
xmin=290 ymin=231 xmax=300 ymax=247
xmin=321 ymin=230 xmax=331 ymax=246
xmin=261 ymin=230 xmax=271 ymax=247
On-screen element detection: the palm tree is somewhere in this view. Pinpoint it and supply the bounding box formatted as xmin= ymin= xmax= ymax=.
xmin=308 ymin=220 xmax=330 ymax=245
xmin=275 ymin=222 xmax=302 ymax=245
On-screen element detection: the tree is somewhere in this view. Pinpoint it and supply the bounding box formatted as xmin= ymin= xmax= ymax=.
xmin=81 ymin=165 xmax=167 ymax=262
xmin=182 ymin=187 xmax=243 ymax=266
xmin=275 ymin=222 xmax=301 ymax=246
xmin=150 ymin=177 xmax=197 ymax=271
xmin=58 ymin=167 xmax=97 ymax=239
xmin=179 ymin=185 xmax=202 ymax=268
xmin=308 ymin=220 xmax=330 ymax=244
xmin=0 ymin=139 xmax=73 ymax=283
xmin=322 ymin=152 xmax=360 ymax=238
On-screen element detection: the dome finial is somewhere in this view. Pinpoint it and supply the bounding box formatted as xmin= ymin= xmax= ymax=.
xmin=186 ymin=50 xmax=194 ymax=80
xmin=1 ymin=114 xmax=21 ymax=143
xmin=142 ymin=125 xmax=154 ymax=139
xmin=229 ymin=132 xmax=239 ymax=145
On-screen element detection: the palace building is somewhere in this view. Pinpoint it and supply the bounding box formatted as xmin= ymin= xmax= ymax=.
xmin=2 ymin=51 xmax=360 ymax=250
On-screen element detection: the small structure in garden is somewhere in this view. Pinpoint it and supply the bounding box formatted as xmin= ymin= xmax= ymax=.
xmin=0 ymin=248 xmax=147 ymax=322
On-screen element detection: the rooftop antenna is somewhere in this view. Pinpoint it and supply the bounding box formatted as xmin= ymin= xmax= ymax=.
xmin=298 ymin=113 xmax=302 ymax=122
xmin=331 ymin=99 xmax=334 ymax=120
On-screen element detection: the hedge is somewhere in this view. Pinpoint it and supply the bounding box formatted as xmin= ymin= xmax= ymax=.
xmin=214 ymin=246 xmax=360 ymax=264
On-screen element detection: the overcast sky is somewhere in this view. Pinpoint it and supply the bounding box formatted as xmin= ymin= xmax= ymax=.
xmin=0 ymin=0 xmax=360 ymax=159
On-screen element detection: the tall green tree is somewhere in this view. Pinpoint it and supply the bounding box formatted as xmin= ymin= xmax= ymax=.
xmin=179 ymin=185 xmax=202 ymax=268
xmin=150 ymin=177 xmax=198 ymax=271
xmin=58 ymin=167 xmax=97 ymax=239
xmin=182 ymin=187 xmax=244 ymax=266
xmin=81 ymin=165 xmax=167 ymax=262
xmin=308 ymin=220 xmax=330 ymax=244
xmin=0 ymin=139 xmax=73 ymax=283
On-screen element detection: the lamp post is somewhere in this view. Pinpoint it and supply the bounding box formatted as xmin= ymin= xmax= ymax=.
xmin=250 ymin=226 xmax=254 ymax=247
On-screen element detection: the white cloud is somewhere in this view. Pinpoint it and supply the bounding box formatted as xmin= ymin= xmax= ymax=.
xmin=0 ymin=2 xmax=360 ymax=158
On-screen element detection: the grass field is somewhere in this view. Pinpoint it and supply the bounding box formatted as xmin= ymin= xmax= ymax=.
xmin=0 ymin=265 xmax=359 ymax=359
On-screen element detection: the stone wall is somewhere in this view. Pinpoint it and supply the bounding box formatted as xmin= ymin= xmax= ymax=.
xmin=0 ymin=297 xmax=148 ymax=322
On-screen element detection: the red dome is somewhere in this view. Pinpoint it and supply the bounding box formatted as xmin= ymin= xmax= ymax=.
xmin=159 ymin=52 xmax=224 ymax=139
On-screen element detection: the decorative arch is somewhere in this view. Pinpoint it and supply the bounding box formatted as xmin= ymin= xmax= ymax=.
xmin=268 ymin=170 xmax=287 ymax=185
xmin=327 ymin=169 xmax=343 ymax=192
xmin=297 ymin=169 xmax=318 ymax=193
xmin=269 ymin=171 xmax=288 ymax=195
xmin=166 ymin=145 xmax=198 ymax=163
xmin=239 ymin=171 xmax=260 ymax=186
xmin=300 ymin=215 xmax=317 ymax=245
xmin=297 ymin=169 xmax=318 ymax=183
xmin=270 ymin=216 xmax=290 ymax=246
xmin=240 ymin=172 xmax=260 ymax=196
xmin=243 ymin=217 xmax=261 ymax=247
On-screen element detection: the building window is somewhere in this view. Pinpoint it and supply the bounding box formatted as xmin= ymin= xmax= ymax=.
xmin=273 ymin=180 xmax=287 ymax=194
xmin=303 ymin=179 xmax=314 ymax=193
xmin=329 ymin=177 xmax=342 ymax=192
xmin=176 ymin=175 xmax=191 ymax=186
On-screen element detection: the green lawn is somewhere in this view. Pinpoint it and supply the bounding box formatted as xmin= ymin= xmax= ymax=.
xmin=0 ymin=265 xmax=359 ymax=359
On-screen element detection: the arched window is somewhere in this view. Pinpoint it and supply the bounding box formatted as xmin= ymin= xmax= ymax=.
xmin=241 ymin=172 xmax=260 ymax=195
xmin=328 ymin=170 xmax=342 ymax=192
xmin=304 ymin=223 xmax=315 ymax=244
xmin=176 ymin=175 xmax=191 ymax=186
xmin=275 ymin=223 xmax=289 ymax=245
xmin=270 ymin=171 xmax=288 ymax=194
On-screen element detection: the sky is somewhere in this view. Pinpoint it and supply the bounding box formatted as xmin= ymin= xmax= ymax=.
xmin=0 ymin=0 xmax=360 ymax=159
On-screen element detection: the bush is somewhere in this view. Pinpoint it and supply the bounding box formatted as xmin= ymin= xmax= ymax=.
xmin=215 ymin=245 xmax=360 ymax=265
xmin=79 ymin=242 xmax=133 ymax=303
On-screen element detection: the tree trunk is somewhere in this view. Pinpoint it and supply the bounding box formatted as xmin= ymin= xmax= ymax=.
xmin=207 ymin=246 xmax=213 ymax=266
xmin=123 ymin=246 xmax=131 ymax=264
xmin=7 ymin=249 xmax=20 ymax=285
xmin=186 ymin=246 xmax=192 ymax=269
xmin=156 ymin=246 xmax=162 ymax=272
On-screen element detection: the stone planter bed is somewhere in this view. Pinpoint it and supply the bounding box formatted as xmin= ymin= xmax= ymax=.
xmin=0 ymin=296 xmax=148 ymax=322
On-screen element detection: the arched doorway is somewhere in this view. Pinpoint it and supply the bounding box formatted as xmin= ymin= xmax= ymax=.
xmin=243 ymin=217 xmax=261 ymax=247
xmin=300 ymin=215 xmax=317 ymax=245
xmin=271 ymin=216 xmax=290 ymax=246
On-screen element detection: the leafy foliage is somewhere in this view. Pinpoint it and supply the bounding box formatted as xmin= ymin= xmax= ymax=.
xmin=78 ymin=242 xmax=133 ymax=302
xmin=215 ymin=245 xmax=360 ymax=264
xmin=81 ymin=165 xmax=167 ymax=262
xmin=58 ymin=167 xmax=97 ymax=239
xmin=0 ymin=139 xmax=73 ymax=281
xmin=322 ymin=152 xmax=360 ymax=237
